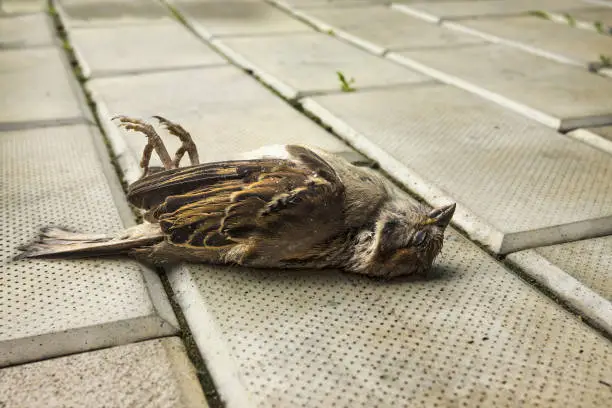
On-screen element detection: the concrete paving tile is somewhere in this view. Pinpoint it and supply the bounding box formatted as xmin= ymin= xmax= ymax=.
xmin=56 ymin=0 xmax=174 ymax=27
xmin=0 ymin=338 xmax=208 ymax=408
xmin=0 ymin=124 xmax=178 ymax=367
xmin=0 ymin=47 xmax=88 ymax=125
xmin=87 ymin=66 xmax=354 ymax=184
xmin=568 ymin=126 xmax=612 ymax=155
xmin=0 ymin=13 xmax=54 ymax=48
xmin=0 ymin=0 xmax=46 ymax=13
xmin=393 ymin=0 xmax=598 ymax=23
xmin=213 ymin=32 xmax=432 ymax=99
xmin=170 ymin=0 xmax=312 ymax=39
xmin=389 ymin=43 xmax=612 ymax=130
xmin=295 ymin=5 xmax=486 ymax=54
xmin=303 ymin=83 xmax=612 ymax=254
xmin=445 ymin=15 xmax=612 ymax=67
xmin=274 ymin=0 xmax=391 ymax=9
xmin=67 ymin=22 xmax=227 ymax=78
xmin=169 ymin=226 xmax=612 ymax=407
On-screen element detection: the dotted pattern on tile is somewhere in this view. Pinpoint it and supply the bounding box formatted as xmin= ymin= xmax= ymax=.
xmin=535 ymin=236 xmax=612 ymax=301
xmin=0 ymin=126 xmax=152 ymax=341
xmin=310 ymin=85 xmax=612 ymax=234
xmin=190 ymin=230 xmax=612 ymax=407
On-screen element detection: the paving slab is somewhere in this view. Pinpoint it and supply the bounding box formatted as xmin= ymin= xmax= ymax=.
xmin=0 ymin=47 xmax=89 ymax=125
xmin=67 ymin=22 xmax=227 ymax=78
xmin=388 ymin=43 xmax=612 ymax=130
xmin=212 ymin=32 xmax=432 ymax=99
xmin=445 ymin=15 xmax=612 ymax=67
xmin=392 ymin=0 xmax=598 ymax=23
xmin=0 ymin=13 xmax=55 ymax=48
xmin=293 ymin=5 xmax=486 ymax=54
xmin=0 ymin=338 xmax=208 ymax=408
xmin=273 ymin=0 xmax=392 ymax=9
xmin=302 ymin=83 xmax=612 ymax=254
xmin=0 ymin=0 xmax=47 ymax=13
xmin=568 ymin=125 xmax=612 ymax=155
xmin=169 ymin=0 xmax=312 ymax=39
xmin=169 ymin=226 xmax=612 ymax=407
xmin=0 ymin=124 xmax=178 ymax=367
xmin=87 ymin=66 xmax=355 ymax=184
xmin=55 ymin=0 xmax=174 ymax=27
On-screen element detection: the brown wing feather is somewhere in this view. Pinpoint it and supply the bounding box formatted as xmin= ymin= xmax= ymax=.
xmin=127 ymin=146 xmax=346 ymax=265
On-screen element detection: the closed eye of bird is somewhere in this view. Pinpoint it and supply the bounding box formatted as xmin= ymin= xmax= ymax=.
xmin=16 ymin=115 xmax=455 ymax=278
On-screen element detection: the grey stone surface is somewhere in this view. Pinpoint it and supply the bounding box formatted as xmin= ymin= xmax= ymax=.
xmin=393 ymin=0 xmax=598 ymax=23
xmin=0 ymin=47 xmax=88 ymax=125
xmin=303 ymin=83 xmax=612 ymax=254
xmin=68 ymin=22 xmax=227 ymax=78
xmin=389 ymin=44 xmax=612 ymax=130
xmin=87 ymin=66 xmax=354 ymax=183
xmin=56 ymin=0 xmax=174 ymax=27
xmin=214 ymin=32 xmax=432 ymax=99
xmin=170 ymin=226 xmax=612 ymax=407
xmin=0 ymin=13 xmax=54 ymax=48
xmin=170 ymin=0 xmax=312 ymax=39
xmin=0 ymin=124 xmax=178 ymax=367
xmin=0 ymin=338 xmax=208 ymax=408
xmin=296 ymin=5 xmax=486 ymax=54
xmin=0 ymin=0 xmax=46 ymax=13
xmin=446 ymin=15 xmax=612 ymax=67
xmin=534 ymin=236 xmax=612 ymax=301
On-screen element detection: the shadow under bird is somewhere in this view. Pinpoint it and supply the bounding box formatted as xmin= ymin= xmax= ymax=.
xmin=16 ymin=116 xmax=456 ymax=278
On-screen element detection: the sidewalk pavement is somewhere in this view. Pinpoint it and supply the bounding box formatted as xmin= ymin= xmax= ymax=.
xmin=1 ymin=0 xmax=611 ymax=407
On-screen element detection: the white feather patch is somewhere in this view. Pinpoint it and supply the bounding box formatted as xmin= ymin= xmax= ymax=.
xmin=239 ymin=144 xmax=291 ymax=160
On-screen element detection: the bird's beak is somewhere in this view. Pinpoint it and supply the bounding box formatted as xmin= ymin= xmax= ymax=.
xmin=427 ymin=203 xmax=456 ymax=228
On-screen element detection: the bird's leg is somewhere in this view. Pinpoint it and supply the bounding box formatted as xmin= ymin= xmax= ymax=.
xmin=113 ymin=115 xmax=174 ymax=177
xmin=153 ymin=115 xmax=200 ymax=167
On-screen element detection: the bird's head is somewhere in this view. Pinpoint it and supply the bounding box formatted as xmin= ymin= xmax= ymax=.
xmin=355 ymin=201 xmax=456 ymax=278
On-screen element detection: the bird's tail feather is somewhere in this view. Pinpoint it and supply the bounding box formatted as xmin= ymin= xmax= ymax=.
xmin=14 ymin=225 xmax=164 ymax=260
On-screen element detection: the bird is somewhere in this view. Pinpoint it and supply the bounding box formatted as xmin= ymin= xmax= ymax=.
xmin=16 ymin=115 xmax=456 ymax=278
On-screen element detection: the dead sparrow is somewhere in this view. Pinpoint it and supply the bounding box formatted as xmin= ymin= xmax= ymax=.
xmin=17 ymin=116 xmax=455 ymax=278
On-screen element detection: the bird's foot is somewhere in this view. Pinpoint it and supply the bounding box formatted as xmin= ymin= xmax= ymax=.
xmin=153 ymin=115 xmax=200 ymax=168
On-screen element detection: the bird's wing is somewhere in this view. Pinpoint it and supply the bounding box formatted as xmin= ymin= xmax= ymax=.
xmin=126 ymin=146 xmax=346 ymax=260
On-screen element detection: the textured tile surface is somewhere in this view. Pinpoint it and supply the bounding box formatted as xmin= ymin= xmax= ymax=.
xmin=0 ymin=13 xmax=54 ymax=48
xmin=449 ymin=15 xmax=612 ymax=66
xmin=0 ymin=338 xmax=208 ymax=408
xmin=395 ymin=0 xmax=597 ymax=22
xmin=87 ymin=66 xmax=353 ymax=183
xmin=0 ymin=125 xmax=177 ymax=367
xmin=305 ymin=84 xmax=612 ymax=253
xmin=391 ymin=44 xmax=612 ymax=130
xmin=56 ymin=0 xmax=173 ymax=27
xmin=0 ymin=47 xmax=86 ymax=124
xmin=300 ymin=5 xmax=486 ymax=52
xmin=216 ymin=32 xmax=431 ymax=98
xmin=171 ymin=228 xmax=612 ymax=407
xmin=68 ymin=22 xmax=227 ymax=78
xmin=534 ymin=236 xmax=612 ymax=301
xmin=0 ymin=0 xmax=47 ymax=13
xmin=171 ymin=0 xmax=312 ymax=38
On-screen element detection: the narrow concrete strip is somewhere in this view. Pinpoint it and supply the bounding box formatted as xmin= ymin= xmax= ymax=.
xmin=55 ymin=0 xmax=174 ymax=27
xmin=392 ymin=0 xmax=599 ymax=23
xmin=0 ymin=47 xmax=89 ymax=124
xmin=210 ymin=32 xmax=432 ymax=99
xmin=290 ymin=5 xmax=486 ymax=55
xmin=568 ymin=126 xmax=612 ymax=155
xmin=0 ymin=124 xmax=178 ymax=367
xmin=544 ymin=8 xmax=612 ymax=34
xmin=66 ymin=22 xmax=227 ymax=78
xmin=388 ymin=44 xmax=612 ymax=130
xmin=0 ymin=338 xmax=208 ymax=408
xmin=86 ymin=66 xmax=354 ymax=184
xmin=506 ymin=249 xmax=612 ymax=335
xmin=0 ymin=13 xmax=55 ymax=48
xmin=169 ymin=0 xmax=312 ymax=40
xmin=443 ymin=15 xmax=612 ymax=68
xmin=301 ymin=83 xmax=612 ymax=254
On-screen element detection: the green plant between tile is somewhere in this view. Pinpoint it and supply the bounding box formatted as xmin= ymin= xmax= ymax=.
xmin=336 ymin=71 xmax=356 ymax=92
xmin=600 ymin=54 xmax=612 ymax=68
xmin=527 ymin=10 xmax=550 ymax=20
xmin=593 ymin=21 xmax=605 ymax=35
xmin=563 ymin=13 xmax=576 ymax=27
